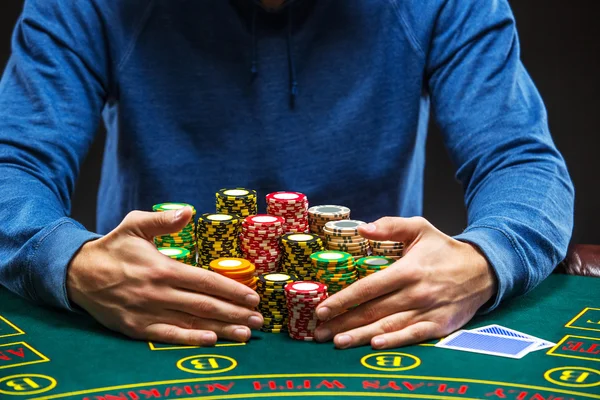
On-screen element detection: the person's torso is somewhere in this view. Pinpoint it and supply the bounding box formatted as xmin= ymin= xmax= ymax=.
xmin=98 ymin=0 xmax=431 ymax=233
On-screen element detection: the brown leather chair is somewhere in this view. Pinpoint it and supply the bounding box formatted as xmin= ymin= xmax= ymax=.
xmin=555 ymin=244 xmax=600 ymax=277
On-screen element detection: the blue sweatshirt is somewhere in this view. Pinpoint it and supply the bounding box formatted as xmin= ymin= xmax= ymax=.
xmin=0 ymin=0 xmax=574 ymax=312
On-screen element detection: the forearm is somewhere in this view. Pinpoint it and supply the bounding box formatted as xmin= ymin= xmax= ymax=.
xmin=455 ymin=155 xmax=574 ymax=311
xmin=0 ymin=169 xmax=101 ymax=309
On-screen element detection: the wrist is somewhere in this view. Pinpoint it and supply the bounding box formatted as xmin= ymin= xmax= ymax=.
xmin=461 ymin=241 xmax=498 ymax=307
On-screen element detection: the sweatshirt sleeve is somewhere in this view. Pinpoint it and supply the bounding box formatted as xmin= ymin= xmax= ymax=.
xmin=424 ymin=0 xmax=574 ymax=311
xmin=0 ymin=0 xmax=109 ymax=309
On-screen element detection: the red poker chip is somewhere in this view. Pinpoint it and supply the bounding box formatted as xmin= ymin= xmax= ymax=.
xmin=242 ymin=225 xmax=284 ymax=234
xmin=285 ymin=281 xmax=327 ymax=295
xmin=267 ymin=201 xmax=308 ymax=207
xmin=241 ymin=241 xmax=279 ymax=249
xmin=247 ymin=257 xmax=280 ymax=264
xmin=266 ymin=191 xmax=307 ymax=203
xmin=242 ymin=228 xmax=281 ymax=235
xmin=244 ymin=215 xmax=285 ymax=227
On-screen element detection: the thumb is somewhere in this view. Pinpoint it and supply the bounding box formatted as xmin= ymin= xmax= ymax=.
xmin=121 ymin=207 xmax=193 ymax=240
xmin=357 ymin=216 xmax=430 ymax=243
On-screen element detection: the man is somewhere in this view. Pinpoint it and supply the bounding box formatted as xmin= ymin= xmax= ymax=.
xmin=0 ymin=0 xmax=574 ymax=349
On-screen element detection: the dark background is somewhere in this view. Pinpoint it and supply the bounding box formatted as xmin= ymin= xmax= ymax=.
xmin=1 ymin=1 xmax=599 ymax=244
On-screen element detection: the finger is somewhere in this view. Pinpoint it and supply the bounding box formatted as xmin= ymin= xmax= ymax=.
xmin=315 ymin=292 xmax=401 ymax=342
xmin=330 ymin=311 xmax=416 ymax=349
xmin=162 ymin=310 xmax=253 ymax=343
xmin=166 ymin=288 xmax=263 ymax=328
xmin=167 ymin=263 xmax=260 ymax=308
xmin=316 ymin=261 xmax=415 ymax=321
xmin=371 ymin=321 xmax=441 ymax=350
xmin=145 ymin=324 xmax=218 ymax=346
xmin=122 ymin=208 xmax=193 ymax=240
xmin=357 ymin=216 xmax=430 ymax=243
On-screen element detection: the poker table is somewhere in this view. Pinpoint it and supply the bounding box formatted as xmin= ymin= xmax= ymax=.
xmin=1 ymin=274 xmax=599 ymax=400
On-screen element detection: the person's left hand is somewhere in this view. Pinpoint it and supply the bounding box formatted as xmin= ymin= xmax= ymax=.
xmin=313 ymin=216 xmax=498 ymax=349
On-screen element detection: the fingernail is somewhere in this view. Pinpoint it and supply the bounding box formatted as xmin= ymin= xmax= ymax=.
xmin=201 ymin=332 xmax=215 ymax=344
xmin=174 ymin=208 xmax=185 ymax=221
xmin=248 ymin=315 xmax=263 ymax=328
xmin=315 ymin=328 xmax=332 ymax=342
xmin=336 ymin=334 xmax=352 ymax=348
xmin=372 ymin=337 xmax=386 ymax=348
xmin=363 ymin=223 xmax=377 ymax=233
xmin=234 ymin=328 xmax=250 ymax=341
xmin=245 ymin=293 xmax=260 ymax=307
xmin=316 ymin=306 xmax=331 ymax=320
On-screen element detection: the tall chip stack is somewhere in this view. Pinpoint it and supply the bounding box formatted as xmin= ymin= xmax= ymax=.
xmin=356 ymin=256 xmax=396 ymax=279
xmin=310 ymin=250 xmax=358 ymax=295
xmin=279 ymin=233 xmax=324 ymax=280
xmin=285 ymin=281 xmax=328 ymax=341
xmin=266 ymin=192 xmax=309 ymax=233
xmin=323 ymin=220 xmax=371 ymax=258
xmin=196 ymin=213 xmax=242 ymax=269
xmin=369 ymin=240 xmax=404 ymax=259
xmin=308 ymin=205 xmax=351 ymax=239
xmin=153 ymin=202 xmax=197 ymax=266
xmin=158 ymin=247 xmax=196 ymax=267
xmin=216 ymin=188 xmax=258 ymax=218
xmin=209 ymin=258 xmax=257 ymax=289
xmin=240 ymin=215 xmax=285 ymax=275
xmin=256 ymin=273 xmax=297 ymax=333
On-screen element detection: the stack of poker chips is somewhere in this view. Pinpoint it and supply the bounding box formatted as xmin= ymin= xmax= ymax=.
xmin=323 ymin=220 xmax=371 ymax=258
xmin=240 ymin=215 xmax=285 ymax=275
xmin=256 ymin=272 xmax=297 ymax=333
xmin=308 ymin=205 xmax=351 ymax=239
xmin=197 ymin=213 xmax=242 ymax=269
xmin=209 ymin=258 xmax=257 ymax=289
xmin=356 ymin=256 xmax=396 ymax=279
xmin=279 ymin=233 xmax=325 ymax=280
xmin=310 ymin=251 xmax=358 ymax=295
xmin=369 ymin=240 xmax=404 ymax=259
xmin=216 ymin=188 xmax=258 ymax=218
xmin=285 ymin=281 xmax=328 ymax=341
xmin=153 ymin=203 xmax=197 ymax=266
xmin=158 ymin=247 xmax=196 ymax=267
xmin=266 ymin=192 xmax=309 ymax=233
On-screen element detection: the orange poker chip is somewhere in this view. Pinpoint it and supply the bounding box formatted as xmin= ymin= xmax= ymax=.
xmin=220 ymin=265 xmax=255 ymax=279
xmin=209 ymin=258 xmax=251 ymax=273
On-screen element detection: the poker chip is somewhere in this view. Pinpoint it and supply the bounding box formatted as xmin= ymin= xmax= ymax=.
xmin=310 ymin=251 xmax=357 ymax=294
xmin=356 ymin=256 xmax=396 ymax=278
xmin=209 ymin=258 xmax=257 ymax=289
xmin=285 ymin=281 xmax=328 ymax=341
xmin=216 ymin=188 xmax=258 ymax=218
xmin=369 ymin=240 xmax=404 ymax=258
xmin=308 ymin=205 xmax=351 ymax=238
xmin=158 ymin=247 xmax=196 ymax=266
xmin=323 ymin=220 xmax=370 ymax=258
xmin=240 ymin=215 xmax=285 ymax=274
xmin=279 ymin=233 xmax=324 ymax=280
xmin=153 ymin=203 xmax=197 ymax=266
xmin=256 ymin=273 xmax=297 ymax=333
xmin=197 ymin=213 xmax=242 ymax=269
xmin=266 ymin=192 xmax=309 ymax=233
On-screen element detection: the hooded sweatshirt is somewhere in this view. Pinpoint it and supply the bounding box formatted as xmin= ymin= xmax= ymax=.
xmin=0 ymin=0 xmax=574 ymax=311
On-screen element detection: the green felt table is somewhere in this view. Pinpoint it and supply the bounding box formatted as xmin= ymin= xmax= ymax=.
xmin=0 ymin=274 xmax=599 ymax=400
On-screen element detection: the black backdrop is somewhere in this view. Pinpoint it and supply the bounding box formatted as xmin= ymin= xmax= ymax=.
xmin=1 ymin=1 xmax=599 ymax=244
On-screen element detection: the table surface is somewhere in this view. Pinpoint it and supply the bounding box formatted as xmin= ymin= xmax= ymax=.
xmin=0 ymin=274 xmax=599 ymax=400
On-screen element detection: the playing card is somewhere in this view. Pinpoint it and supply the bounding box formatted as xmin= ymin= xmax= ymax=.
xmin=472 ymin=324 xmax=555 ymax=351
xmin=435 ymin=330 xmax=539 ymax=358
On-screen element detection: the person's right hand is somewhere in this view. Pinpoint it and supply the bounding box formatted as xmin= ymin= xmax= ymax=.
xmin=66 ymin=207 xmax=263 ymax=346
